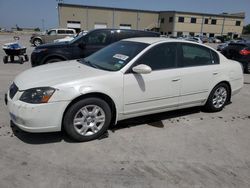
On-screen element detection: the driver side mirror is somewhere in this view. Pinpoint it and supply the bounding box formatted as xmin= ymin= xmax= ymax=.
xmin=132 ymin=64 xmax=152 ymax=74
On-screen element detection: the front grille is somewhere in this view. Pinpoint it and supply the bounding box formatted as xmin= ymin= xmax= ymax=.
xmin=9 ymin=83 xmax=18 ymax=99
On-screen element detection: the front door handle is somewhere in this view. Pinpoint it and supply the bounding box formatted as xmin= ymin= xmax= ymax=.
xmin=213 ymin=72 xmax=219 ymax=75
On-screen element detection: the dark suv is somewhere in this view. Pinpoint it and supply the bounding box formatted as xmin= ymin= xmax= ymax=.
xmin=221 ymin=41 xmax=250 ymax=73
xmin=31 ymin=29 xmax=160 ymax=67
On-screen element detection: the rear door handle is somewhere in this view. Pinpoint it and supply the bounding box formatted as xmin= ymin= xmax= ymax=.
xmin=213 ymin=72 xmax=219 ymax=75
xmin=172 ymin=78 xmax=180 ymax=82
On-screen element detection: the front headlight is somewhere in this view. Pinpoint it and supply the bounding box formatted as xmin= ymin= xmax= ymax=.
xmin=20 ymin=87 xmax=55 ymax=104
xmin=33 ymin=48 xmax=47 ymax=53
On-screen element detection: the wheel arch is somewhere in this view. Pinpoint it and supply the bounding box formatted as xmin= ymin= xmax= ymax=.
xmin=42 ymin=54 xmax=68 ymax=64
xmin=211 ymin=80 xmax=232 ymax=103
xmin=62 ymin=92 xmax=117 ymax=130
xmin=32 ymin=37 xmax=43 ymax=43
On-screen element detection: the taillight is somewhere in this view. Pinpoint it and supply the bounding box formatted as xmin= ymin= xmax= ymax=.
xmin=239 ymin=49 xmax=250 ymax=56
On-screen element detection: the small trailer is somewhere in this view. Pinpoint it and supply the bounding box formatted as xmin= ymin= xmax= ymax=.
xmin=2 ymin=42 xmax=29 ymax=64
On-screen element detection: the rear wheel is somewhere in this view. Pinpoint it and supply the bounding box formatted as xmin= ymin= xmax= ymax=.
xmin=63 ymin=98 xmax=111 ymax=142
xmin=204 ymin=83 xmax=229 ymax=112
xmin=3 ymin=56 xmax=8 ymax=64
xmin=19 ymin=57 xmax=24 ymax=64
xmin=24 ymin=55 xmax=29 ymax=62
xmin=245 ymin=62 xmax=250 ymax=74
xmin=10 ymin=55 xmax=14 ymax=62
xmin=33 ymin=38 xmax=42 ymax=46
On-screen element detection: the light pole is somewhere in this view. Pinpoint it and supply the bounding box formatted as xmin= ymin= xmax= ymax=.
xmin=42 ymin=19 xmax=45 ymax=31
xmin=56 ymin=0 xmax=64 ymax=27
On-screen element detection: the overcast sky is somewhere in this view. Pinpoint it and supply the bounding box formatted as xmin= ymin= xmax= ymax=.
xmin=0 ymin=0 xmax=249 ymax=30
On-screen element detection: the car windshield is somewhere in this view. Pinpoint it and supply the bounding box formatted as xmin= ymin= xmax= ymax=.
xmin=79 ymin=41 xmax=149 ymax=71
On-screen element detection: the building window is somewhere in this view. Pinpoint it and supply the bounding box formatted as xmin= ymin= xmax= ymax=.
xmin=204 ymin=18 xmax=209 ymax=24
xmin=189 ymin=32 xmax=195 ymax=36
xmin=168 ymin=32 xmax=172 ymax=35
xmin=177 ymin=32 xmax=183 ymax=37
xmin=236 ymin=21 xmax=241 ymax=26
xmin=119 ymin=24 xmax=131 ymax=29
xmin=169 ymin=17 xmax=173 ymax=23
xmin=160 ymin=18 xmax=165 ymax=23
xmin=209 ymin=33 xmax=215 ymax=37
xmin=211 ymin=19 xmax=217 ymax=25
xmin=191 ymin=18 xmax=197 ymax=24
xmin=203 ymin=33 xmax=207 ymax=36
xmin=178 ymin=17 xmax=185 ymax=23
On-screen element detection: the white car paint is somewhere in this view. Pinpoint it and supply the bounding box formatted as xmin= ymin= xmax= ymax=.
xmin=6 ymin=38 xmax=243 ymax=133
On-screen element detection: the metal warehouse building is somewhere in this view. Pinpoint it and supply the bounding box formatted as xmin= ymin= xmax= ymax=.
xmin=58 ymin=3 xmax=245 ymax=38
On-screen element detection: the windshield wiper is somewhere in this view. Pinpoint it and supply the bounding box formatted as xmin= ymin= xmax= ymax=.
xmin=78 ymin=59 xmax=98 ymax=68
xmin=78 ymin=59 xmax=113 ymax=71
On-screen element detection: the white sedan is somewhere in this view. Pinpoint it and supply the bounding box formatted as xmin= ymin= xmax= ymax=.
xmin=6 ymin=38 xmax=243 ymax=141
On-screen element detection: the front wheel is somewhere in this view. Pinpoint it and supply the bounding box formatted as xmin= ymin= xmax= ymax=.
xmin=204 ymin=83 xmax=229 ymax=112
xmin=63 ymin=98 xmax=111 ymax=142
xmin=33 ymin=38 xmax=42 ymax=46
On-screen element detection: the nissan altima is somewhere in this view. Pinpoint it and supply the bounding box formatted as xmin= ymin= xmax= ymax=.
xmin=6 ymin=38 xmax=243 ymax=141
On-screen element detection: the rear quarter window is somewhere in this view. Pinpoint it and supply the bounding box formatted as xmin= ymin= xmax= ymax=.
xmin=66 ymin=30 xmax=74 ymax=34
xmin=211 ymin=50 xmax=220 ymax=64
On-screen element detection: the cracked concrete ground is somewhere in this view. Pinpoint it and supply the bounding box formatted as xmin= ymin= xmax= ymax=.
xmin=0 ymin=34 xmax=250 ymax=188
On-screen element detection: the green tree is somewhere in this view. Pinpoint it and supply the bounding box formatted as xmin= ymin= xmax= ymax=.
xmin=243 ymin=24 xmax=250 ymax=34
xmin=34 ymin=27 xmax=40 ymax=32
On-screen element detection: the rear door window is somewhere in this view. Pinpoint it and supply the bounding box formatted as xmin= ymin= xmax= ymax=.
xmin=85 ymin=30 xmax=111 ymax=45
xmin=179 ymin=43 xmax=213 ymax=67
xmin=57 ymin=30 xmax=66 ymax=34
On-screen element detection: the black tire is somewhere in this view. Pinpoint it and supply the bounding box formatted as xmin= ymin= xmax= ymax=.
xmin=63 ymin=98 xmax=112 ymax=142
xmin=19 ymin=57 xmax=24 ymax=64
xmin=45 ymin=58 xmax=63 ymax=64
xmin=245 ymin=62 xmax=250 ymax=74
xmin=204 ymin=83 xmax=230 ymax=112
xmin=3 ymin=56 xmax=8 ymax=64
xmin=33 ymin=38 xmax=42 ymax=46
xmin=10 ymin=55 xmax=14 ymax=62
xmin=24 ymin=55 xmax=29 ymax=62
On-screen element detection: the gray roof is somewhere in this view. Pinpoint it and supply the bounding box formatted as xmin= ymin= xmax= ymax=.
xmin=58 ymin=3 xmax=245 ymax=19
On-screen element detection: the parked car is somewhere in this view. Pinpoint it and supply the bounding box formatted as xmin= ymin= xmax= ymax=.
xmin=54 ymin=30 xmax=88 ymax=43
xmin=31 ymin=29 xmax=160 ymax=67
xmin=217 ymin=40 xmax=242 ymax=51
xmin=221 ymin=41 xmax=250 ymax=73
xmin=6 ymin=38 xmax=243 ymax=141
xmin=185 ymin=37 xmax=203 ymax=44
xmin=30 ymin=28 xmax=76 ymax=46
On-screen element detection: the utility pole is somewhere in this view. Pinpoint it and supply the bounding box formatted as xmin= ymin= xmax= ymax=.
xmin=42 ymin=19 xmax=45 ymax=31
xmin=56 ymin=0 xmax=64 ymax=27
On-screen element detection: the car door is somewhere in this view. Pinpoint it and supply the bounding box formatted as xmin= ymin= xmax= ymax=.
xmin=123 ymin=43 xmax=181 ymax=116
xmin=177 ymin=43 xmax=221 ymax=107
xmin=82 ymin=30 xmax=113 ymax=57
xmin=55 ymin=29 xmax=67 ymax=41
xmin=45 ymin=29 xmax=57 ymax=43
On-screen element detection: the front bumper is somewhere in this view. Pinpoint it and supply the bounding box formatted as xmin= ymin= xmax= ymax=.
xmin=6 ymin=91 xmax=69 ymax=133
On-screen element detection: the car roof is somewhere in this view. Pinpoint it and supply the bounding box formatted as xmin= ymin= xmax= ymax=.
xmin=88 ymin=28 xmax=159 ymax=35
xmin=122 ymin=37 xmax=197 ymax=45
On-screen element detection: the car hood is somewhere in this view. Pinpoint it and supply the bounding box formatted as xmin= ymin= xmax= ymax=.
xmin=36 ymin=41 xmax=69 ymax=49
xmin=14 ymin=60 xmax=110 ymax=90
